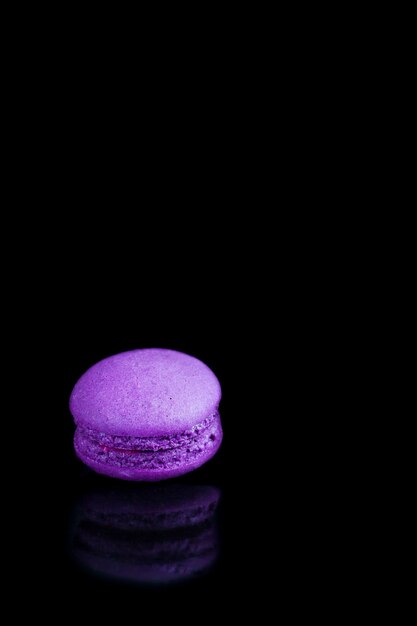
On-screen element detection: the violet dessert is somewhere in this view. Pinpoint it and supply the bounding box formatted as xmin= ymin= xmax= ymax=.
xmin=70 ymin=348 xmax=223 ymax=480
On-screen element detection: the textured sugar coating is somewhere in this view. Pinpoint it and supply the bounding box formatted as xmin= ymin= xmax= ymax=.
xmin=70 ymin=348 xmax=223 ymax=480
xmin=70 ymin=348 xmax=221 ymax=437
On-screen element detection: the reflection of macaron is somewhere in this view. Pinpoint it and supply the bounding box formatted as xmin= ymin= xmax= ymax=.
xmin=70 ymin=349 xmax=223 ymax=480
xmin=71 ymin=484 xmax=220 ymax=584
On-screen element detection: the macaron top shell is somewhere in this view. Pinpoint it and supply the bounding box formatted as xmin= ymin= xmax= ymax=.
xmin=69 ymin=348 xmax=221 ymax=437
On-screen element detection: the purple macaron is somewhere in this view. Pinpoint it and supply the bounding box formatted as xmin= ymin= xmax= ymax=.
xmin=70 ymin=348 xmax=223 ymax=480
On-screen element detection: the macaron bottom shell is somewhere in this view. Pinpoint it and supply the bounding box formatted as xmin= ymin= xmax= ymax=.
xmin=74 ymin=413 xmax=223 ymax=481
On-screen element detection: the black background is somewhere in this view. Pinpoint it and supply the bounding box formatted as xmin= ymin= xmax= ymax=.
xmin=4 ymin=25 xmax=352 ymax=611
xmin=25 ymin=261 xmax=288 ymax=612
xmin=13 ymin=208 xmax=338 ymax=615
xmin=11 ymin=172 xmax=343 ymax=617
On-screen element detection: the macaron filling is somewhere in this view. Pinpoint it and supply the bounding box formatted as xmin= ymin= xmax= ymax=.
xmin=74 ymin=411 xmax=222 ymax=471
